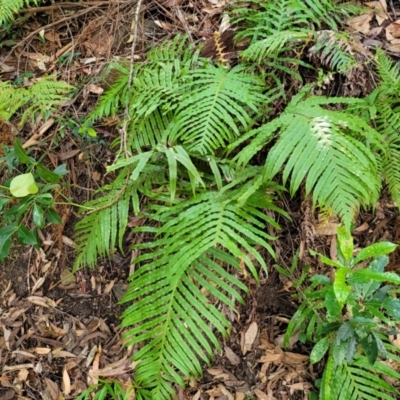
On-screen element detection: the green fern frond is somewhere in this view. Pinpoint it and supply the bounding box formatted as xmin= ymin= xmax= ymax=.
xmin=237 ymin=91 xmax=382 ymax=228
xmin=23 ymin=76 xmax=73 ymax=123
xmin=121 ymin=190 xmax=281 ymax=398
xmin=0 ymin=81 xmax=27 ymax=120
xmin=241 ymin=30 xmax=310 ymax=65
xmin=0 ymin=0 xmax=37 ymax=24
xmin=167 ymin=65 xmax=265 ymax=154
xmin=87 ymin=64 xmax=129 ymax=123
xmin=231 ymin=0 xmax=349 ymax=42
xmin=321 ymin=354 xmax=400 ymax=400
xmin=370 ymin=49 xmax=400 ymax=206
xmin=0 ymin=76 xmax=73 ymax=123
xmin=73 ymin=169 xmax=132 ymax=269
xmin=309 ymin=31 xmax=359 ymax=73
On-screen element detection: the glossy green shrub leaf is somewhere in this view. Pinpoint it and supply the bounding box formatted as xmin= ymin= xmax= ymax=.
xmin=333 ymin=267 xmax=351 ymax=306
xmin=351 ymin=270 xmax=400 ymax=285
xmin=32 ymin=204 xmax=45 ymax=228
xmin=0 ymin=225 xmax=18 ymax=260
xmin=337 ymin=225 xmax=353 ymax=264
xmin=9 ymin=173 xmax=38 ymax=197
xmin=310 ymin=336 xmax=330 ymax=364
xmin=46 ymin=209 xmax=62 ymax=224
xmin=354 ymin=242 xmax=397 ymax=264
xmin=18 ymin=226 xmax=39 ymax=247
xmin=360 ymin=334 xmax=378 ymax=365
xmin=324 ymin=286 xmax=342 ymax=318
xmin=36 ymin=164 xmax=61 ymax=183
xmin=13 ymin=139 xmax=31 ymax=164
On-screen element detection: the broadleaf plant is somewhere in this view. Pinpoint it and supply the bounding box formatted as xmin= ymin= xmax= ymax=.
xmin=285 ymin=229 xmax=400 ymax=399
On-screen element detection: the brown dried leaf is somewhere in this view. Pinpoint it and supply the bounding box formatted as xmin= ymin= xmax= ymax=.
xmin=44 ymin=378 xmax=60 ymax=400
xmin=224 ymin=346 xmax=241 ymax=366
xmin=60 ymin=268 xmax=75 ymax=286
xmin=365 ymin=0 xmax=388 ymax=25
xmin=259 ymin=352 xmax=282 ymax=363
xmin=34 ymin=347 xmax=51 ymax=355
xmin=254 ymin=389 xmax=268 ymax=399
xmin=315 ymin=222 xmax=339 ymax=236
xmin=386 ymin=21 xmax=400 ymax=38
xmin=282 ymin=352 xmax=309 ymax=365
xmin=207 ymin=368 xmax=224 ymax=376
xmin=347 ymin=13 xmax=374 ymax=34
xmin=62 ymin=366 xmax=71 ymax=395
xmin=243 ymin=321 xmax=258 ymax=355
xmin=3 ymin=363 xmax=34 ymax=371
xmin=389 ymin=334 xmax=400 ymax=349
xmin=286 ymin=382 xmax=312 ymax=394
xmin=219 ymin=384 xmax=234 ymax=400
xmin=353 ymin=222 xmax=369 ymax=233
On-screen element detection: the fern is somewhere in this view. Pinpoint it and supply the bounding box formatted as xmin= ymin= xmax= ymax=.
xmin=369 ymin=49 xmax=400 ymax=206
xmin=120 ymin=189 xmax=282 ymax=398
xmin=0 ymin=76 xmax=73 ymax=124
xmin=309 ymin=31 xmax=359 ymax=73
xmin=234 ymin=87 xmax=382 ymax=228
xmin=321 ymin=353 xmax=400 ymax=400
xmin=0 ymin=0 xmax=38 ymax=24
xmin=167 ymin=65 xmax=266 ymax=154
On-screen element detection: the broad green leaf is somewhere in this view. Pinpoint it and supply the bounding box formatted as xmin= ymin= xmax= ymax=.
xmin=333 ymin=267 xmax=351 ymax=306
xmin=0 ymin=225 xmax=18 ymax=260
xmin=360 ymin=334 xmax=378 ymax=365
xmin=346 ymin=335 xmax=357 ymax=364
xmin=352 ymin=269 xmax=400 ymax=285
xmin=336 ymin=322 xmax=354 ymax=342
xmin=337 ymin=225 xmax=353 ymax=264
xmin=310 ymin=337 xmax=330 ymax=364
xmin=310 ymin=250 xmax=344 ymax=268
xmin=33 ymin=204 xmax=45 ymax=228
xmin=384 ymin=297 xmax=400 ymax=319
xmin=13 ymin=139 xmax=31 ymax=164
xmin=354 ymin=242 xmax=397 ymax=264
xmin=324 ymin=286 xmax=342 ymax=318
xmin=53 ymin=164 xmax=69 ymax=176
xmin=36 ymin=163 xmax=61 ymax=183
xmin=10 ymin=173 xmax=38 ymax=197
xmin=321 ymin=322 xmax=342 ymax=335
xmin=332 ymin=339 xmax=347 ymax=365
xmin=46 ymin=208 xmax=62 ymax=224
xmin=17 ymin=226 xmax=39 ymax=247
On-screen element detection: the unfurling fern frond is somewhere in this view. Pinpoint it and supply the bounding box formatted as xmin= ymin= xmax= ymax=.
xmin=235 ymin=89 xmax=382 ymax=228
xmin=321 ymin=354 xmax=400 ymax=400
xmin=121 ymin=190 xmax=282 ymax=398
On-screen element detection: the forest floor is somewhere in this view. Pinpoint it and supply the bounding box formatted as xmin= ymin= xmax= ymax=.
xmin=1 ymin=0 xmax=400 ymax=399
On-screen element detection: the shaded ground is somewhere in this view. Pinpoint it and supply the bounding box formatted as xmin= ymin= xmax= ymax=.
xmin=1 ymin=0 xmax=400 ymax=399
